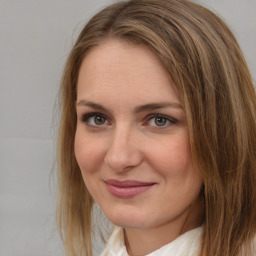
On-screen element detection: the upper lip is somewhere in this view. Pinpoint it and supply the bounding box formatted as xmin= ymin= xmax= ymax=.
xmin=105 ymin=179 xmax=156 ymax=187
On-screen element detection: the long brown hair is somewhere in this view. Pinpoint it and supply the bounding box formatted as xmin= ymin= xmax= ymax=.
xmin=57 ymin=0 xmax=256 ymax=255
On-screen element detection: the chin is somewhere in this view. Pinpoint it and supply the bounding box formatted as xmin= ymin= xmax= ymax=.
xmin=103 ymin=206 xmax=149 ymax=228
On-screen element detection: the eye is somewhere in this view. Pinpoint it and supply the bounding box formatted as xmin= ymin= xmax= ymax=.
xmin=93 ymin=115 xmax=106 ymax=125
xmin=152 ymin=116 xmax=168 ymax=126
xmin=146 ymin=114 xmax=177 ymax=128
xmin=80 ymin=112 xmax=110 ymax=127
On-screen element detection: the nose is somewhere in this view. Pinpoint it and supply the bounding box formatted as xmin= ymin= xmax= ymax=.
xmin=104 ymin=126 xmax=143 ymax=172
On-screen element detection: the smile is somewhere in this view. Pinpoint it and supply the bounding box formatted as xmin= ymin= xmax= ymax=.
xmin=104 ymin=179 xmax=156 ymax=198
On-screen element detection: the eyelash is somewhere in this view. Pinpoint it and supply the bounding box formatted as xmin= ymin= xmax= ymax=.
xmin=79 ymin=112 xmax=177 ymax=129
xmin=80 ymin=112 xmax=110 ymax=126
xmin=144 ymin=114 xmax=178 ymax=128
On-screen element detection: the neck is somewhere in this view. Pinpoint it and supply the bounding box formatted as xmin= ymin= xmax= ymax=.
xmin=124 ymin=195 xmax=204 ymax=256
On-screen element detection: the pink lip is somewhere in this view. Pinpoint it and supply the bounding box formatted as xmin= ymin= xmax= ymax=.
xmin=105 ymin=179 xmax=156 ymax=198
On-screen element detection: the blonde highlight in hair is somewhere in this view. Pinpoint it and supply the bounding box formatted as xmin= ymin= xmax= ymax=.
xmin=57 ymin=1 xmax=256 ymax=255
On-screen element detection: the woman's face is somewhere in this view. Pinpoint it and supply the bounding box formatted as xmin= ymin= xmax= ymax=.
xmin=75 ymin=39 xmax=203 ymax=234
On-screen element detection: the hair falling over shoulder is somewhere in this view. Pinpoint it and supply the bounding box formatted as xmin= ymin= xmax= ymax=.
xmin=57 ymin=0 xmax=256 ymax=255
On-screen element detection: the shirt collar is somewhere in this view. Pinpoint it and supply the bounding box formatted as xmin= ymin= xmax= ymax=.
xmin=101 ymin=226 xmax=203 ymax=256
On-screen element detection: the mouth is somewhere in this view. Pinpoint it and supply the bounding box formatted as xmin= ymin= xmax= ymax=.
xmin=104 ymin=179 xmax=156 ymax=198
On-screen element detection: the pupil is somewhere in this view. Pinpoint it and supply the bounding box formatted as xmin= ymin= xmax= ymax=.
xmin=94 ymin=116 xmax=105 ymax=125
xmin=155 ymin=117 xmax=166 ymax=126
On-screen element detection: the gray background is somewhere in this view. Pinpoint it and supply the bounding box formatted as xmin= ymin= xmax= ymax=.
xmin=0 ymin=0 xmax=255 ymax=255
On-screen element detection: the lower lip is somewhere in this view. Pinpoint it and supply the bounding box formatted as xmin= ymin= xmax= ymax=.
xmin=106 ymin=184 xmax=154 ymax=198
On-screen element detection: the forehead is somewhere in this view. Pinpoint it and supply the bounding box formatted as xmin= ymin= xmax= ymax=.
xmin=76 ymin=39 xmax=180 ymax=105
xmin=78 ymin=39 xmax=169 ymax=80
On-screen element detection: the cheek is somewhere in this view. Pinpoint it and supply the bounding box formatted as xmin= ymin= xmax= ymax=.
xmin=74 ymin=129 xmax=106 ymax=174
xmin=147 ymin=134 xmax=192 ymax=177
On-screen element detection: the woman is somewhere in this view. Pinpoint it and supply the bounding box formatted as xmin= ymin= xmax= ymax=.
xmin=57 ymin=0 xmax=256 ymax=255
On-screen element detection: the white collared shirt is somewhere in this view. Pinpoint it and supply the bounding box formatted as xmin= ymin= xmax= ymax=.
xmin=100 ymin=226 xmax=203 ymax=256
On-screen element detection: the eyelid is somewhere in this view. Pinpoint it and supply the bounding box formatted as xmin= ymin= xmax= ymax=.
xmin=79 ymin=112 xmax=111 ymax=127
xmin=80 ymin=112 xmax=105 ymax=121
xmin=144 ymin=113 xmax=178 ymax=127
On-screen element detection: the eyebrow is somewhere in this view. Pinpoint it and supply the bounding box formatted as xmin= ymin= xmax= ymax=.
xmin=134 ymin=102 xmax=182 ymax=113
xmin=76 ymin=100 xmax=108 ymax=112
xmin=76 ymin=100 xmax=182 ymax=113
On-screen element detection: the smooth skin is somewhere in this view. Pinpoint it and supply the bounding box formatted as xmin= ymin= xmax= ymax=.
xmin=75 ymin=39 xmax=203 ymax=256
